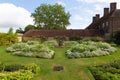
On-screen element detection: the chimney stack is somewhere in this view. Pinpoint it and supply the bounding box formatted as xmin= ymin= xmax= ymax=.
xmin=96 ymin=14 xmax=100 ymax=21
xmin=93 ymin=16 xmax=96 ymax=23
xmin=92 ymin=14 xmax=100 ymax=23
xmin=110 ymin=2 xmax=117 ymax=13
xmin=104 ymin=8 xmax=109 ymax=16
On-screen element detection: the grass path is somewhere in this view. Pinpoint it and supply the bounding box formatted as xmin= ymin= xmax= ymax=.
xmin=0 ymin=46 xmax=120 ymax=80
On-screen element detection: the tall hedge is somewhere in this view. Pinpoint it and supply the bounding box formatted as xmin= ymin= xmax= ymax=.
xmin=0 ymin=33 xmax=18 ymax=46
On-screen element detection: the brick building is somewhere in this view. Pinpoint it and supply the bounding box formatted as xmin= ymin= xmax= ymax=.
xmin=23 ymin=2 xmax=120 ymax=41
xmin=86 ymin=2 xmax=120 ymax=40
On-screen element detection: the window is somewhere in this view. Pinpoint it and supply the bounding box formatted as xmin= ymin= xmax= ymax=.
xmin=102 ymin=23 xmax=105 ymax=28
xmin=106 ymin=21 xmax=109 ymax=26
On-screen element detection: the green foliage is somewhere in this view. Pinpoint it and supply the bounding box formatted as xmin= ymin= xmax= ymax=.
xmin=69 ymin=36 xmax=82 ymax=41
xmin=0 ymin=70 xmax=34 ymax=80
xmin=6 ymin=41 xmax=54 ymax=59
xmin=31 ymin=3 xmax=70 ymax=30
xmin=0 ymin=63 xmax=40 ymax=80
xmin=8 ymin=27 xmax=13 ymax=34
xmin=63 ymin=41 xmax=79 ymax=47
xmin=82 ymin=37 xmax=104 ymax=42
xmin=37 ymin=36 xmax=47 ymax=43
xmin=43 ymin=40 xmax=58 ymax=48
xmin=55 ymin=36 xmax=67 ymax=47
xmin=0 ymin=63 xmax=5 ymax=72
xmin=0 ymin=33 xmax=18 ymax=46
xmin=16 ymin=27 xmax=24 ymax=33
xmin=24 ymin=63 xmax=40 ymax=74
xmin=4 ymin=64 xmax=23 ymax=72
xmin=90 ymin=59 xmax=120 ymax=80
xmin=24 ymin=24 xmax=36 ymax=33
xmin=66 ymin=41 xmax=116 ymax=58
xmin=113 ymin=28 xmax=120 ymax=45
xmin=27 ymin=41 xmax=40 ymax=45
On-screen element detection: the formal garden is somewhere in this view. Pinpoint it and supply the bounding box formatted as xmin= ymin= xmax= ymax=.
xmin=1 ymin=34 xmax=120 ymax=80
xmin=1 ymin=3 xmax=120 ymax=80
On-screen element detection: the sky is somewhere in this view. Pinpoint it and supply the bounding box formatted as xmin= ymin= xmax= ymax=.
xmin=0 ymin=0 xmax=120 ymax=32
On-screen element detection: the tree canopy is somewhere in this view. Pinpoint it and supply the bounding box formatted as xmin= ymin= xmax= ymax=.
xmin=24 ymin=24 xmax=36 ymax=32
xmin=31 ymin=3 xmax=71 ymax=30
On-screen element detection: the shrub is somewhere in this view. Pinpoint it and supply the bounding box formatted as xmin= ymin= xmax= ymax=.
xmin=113 ymin=28 xmax=120 ymax=45
xmin=82 ymin=37 xmax=104 ymax=42
xmin=26 ymin=41 xmax=40 ymax=45
xmin=0 ymin=33 xmax=18 ymax=46
xmin=54 ymin=36 xmax=67 ymax=47
xmin=4 ymin=64 xmax=23 ymax=72
xmin=0 ymin=70 xmax=34 ymax=80
xmin=63 ymin=41 xmax=79 ymax=47
xmin=90 ymin=59 xmax=120 ymax=80
xmin=0 ymin=63 xmax=40 ymax=80
xmin=69 ymin=36 xmax=82 ymax=41
xmin=43 ymin=40 xmax=58 ymax=48
xmin=0 ymin=63 xmax=5 ymax=72
xmin=24 ymin=63 xmax=40 ymax=74
xmin=6 ymin=42 xmax=54 ymax=59
xmin=66 ymin=41 xmax=116 ymax=58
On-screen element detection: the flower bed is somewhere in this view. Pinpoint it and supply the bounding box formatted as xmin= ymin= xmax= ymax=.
xmin=6 ymin=41 xmax=54 ymax=59
xmin=66 ymin=41 xmax=116 ymax=58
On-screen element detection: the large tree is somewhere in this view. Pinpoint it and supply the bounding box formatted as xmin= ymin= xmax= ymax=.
xmin=31 ymin=3 xmax=70 ymax=30
xmin=24 ymin=24 xmax=36 ymax=32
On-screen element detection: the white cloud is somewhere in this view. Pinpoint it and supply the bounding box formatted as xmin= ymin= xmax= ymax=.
xmin=56 ymin=1 xmax=66 ymax=6
xmin=74 ymin=14 xmax=83 ymax=22
xmin=0 ymin=3 xmax=33 ymax=32
xmin=76 ymin=0 xmax=120 ymax=5
xmin=95 ymin=4 xmax=102 ymax=11
xmin=85 ymin=9 xmax=95 ymax=15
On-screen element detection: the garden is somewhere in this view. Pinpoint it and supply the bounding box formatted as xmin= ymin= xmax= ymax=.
xmin=0 ymin=38 xmax=120 ymax=80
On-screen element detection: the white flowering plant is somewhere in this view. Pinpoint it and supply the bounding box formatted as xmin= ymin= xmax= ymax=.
xmin=6 ymin=41 xmax=54 ymax=59
xmin=66 ymin=41 xmax=116 ymax=58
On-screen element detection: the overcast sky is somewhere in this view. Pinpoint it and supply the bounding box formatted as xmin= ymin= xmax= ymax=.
xmin=0 ymin=0 xmax=120 ymax=32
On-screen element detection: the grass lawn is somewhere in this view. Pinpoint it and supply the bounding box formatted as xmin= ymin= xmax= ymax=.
xmin=0 ymin=46 xmax=120 ymax=80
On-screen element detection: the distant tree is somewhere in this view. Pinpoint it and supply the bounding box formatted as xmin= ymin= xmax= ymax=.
xmin=24 ymin=24 xmax=36 ymax=33
xmin=16 ymin=28 xmax=24 ymax=33
xmin=31 ymin=3 xmax=70 ymax=30
xmin=8 ymin=27 xmax=13 ymax=34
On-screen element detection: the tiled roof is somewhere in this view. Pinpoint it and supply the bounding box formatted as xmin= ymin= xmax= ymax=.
xmin=111 ymin=9 xmax=120 ymax=17
xmin=86 ymin=12 xmax=113 ymax=29
xmin=86 ymin=9 xmax=120 ymax=29
xmin=23 ymin=29 xmax=101 ymax=37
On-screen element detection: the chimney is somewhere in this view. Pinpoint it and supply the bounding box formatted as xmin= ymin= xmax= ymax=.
xmin=96 ymin=14 xmax=100 ymax=21
xmin=110 ymin=2 xmax=117 ymax=13
xmin=104 ymin=8 xmax=109 ymax=16
xmin=93 ymin=16 xmax=96 ymax=23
